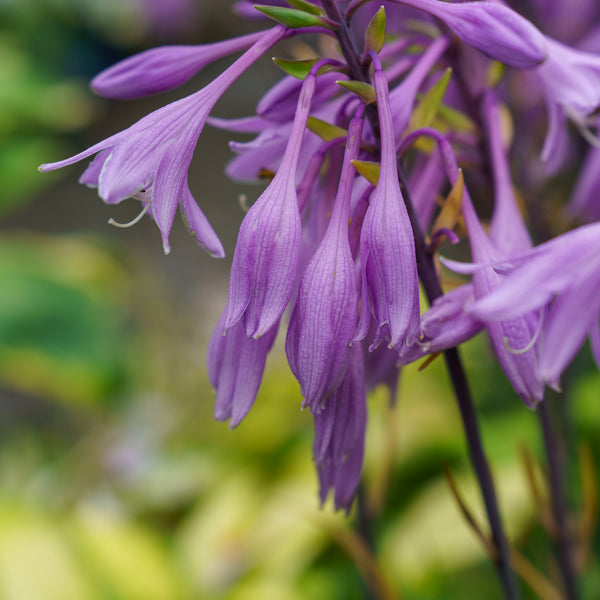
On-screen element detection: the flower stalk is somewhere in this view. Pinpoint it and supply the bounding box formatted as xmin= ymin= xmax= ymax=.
xmin=538 ymin=399 xmax=579 ymax=600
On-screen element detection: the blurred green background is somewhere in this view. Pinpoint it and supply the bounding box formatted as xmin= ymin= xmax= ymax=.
xmin=1 ymin=1 xmax=599 ymax=598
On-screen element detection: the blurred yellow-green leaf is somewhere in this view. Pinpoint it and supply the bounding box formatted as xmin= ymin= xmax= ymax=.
xmin=0 ymin=235 xmax=135 ymax=407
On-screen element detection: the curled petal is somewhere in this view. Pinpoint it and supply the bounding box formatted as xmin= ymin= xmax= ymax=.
xmin=180 ymin=183 xmax=225 ymax=258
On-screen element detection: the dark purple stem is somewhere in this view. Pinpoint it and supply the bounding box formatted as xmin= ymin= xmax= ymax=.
xmin=320 ymin=1 xmax=521 ymax=598
xmin=538 ymin=399 xmax=579 ymax=600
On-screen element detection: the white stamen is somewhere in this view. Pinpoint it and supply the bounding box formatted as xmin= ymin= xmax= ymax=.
xmin=108 ymin=203 xmax=150 ymax=228
xmin=502 ymin=309 xmax=544 ymax=355
xmin=578 ymin=123 xmax=600 ymax=148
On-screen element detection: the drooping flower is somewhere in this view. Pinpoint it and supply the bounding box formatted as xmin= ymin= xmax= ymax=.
xmin=285 ymin=109 xmax=363 ymax=413
xmin=356 ymin=59 xmax=420 ymax=352
xmin=91 ymin=30 xmax=269 ymax=99
xmin=224 ymin=67 xmax=319 ymax=338
xmin=470 ymin=223 xmax=600 ymax=389
xmin=454 ymin=93 xmax=541 ymax=405
xmin=39 ymin=26 xmax=286 ymax=254
xmin=207 ymin=308 xmax=279 ymax=428
xmin=314 ymin=344 xmax=367 ymax=512
xmin=389 ymin=0 xmax=547 ymax=68
xmin=408 ymin=106 xmax=542 ymax=404
xmin=448 ymin=194 xmax=543 ymax=406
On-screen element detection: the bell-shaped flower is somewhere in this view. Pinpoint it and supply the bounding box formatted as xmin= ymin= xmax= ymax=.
xmin=285 ymin=111 xmax=363 ymax=413
xmin=431 ymin=96 xmax=542 ymax=404
xmin=91 ymin=30 xmax=268 ymax=99
xmin=357 ymin=64 xmax=420 ymax=352
xmin=470 ymin=223 xmax=600 ymax=390
xmin=390 ymin=0 xmax=547 ymax=68
xmin=224 ymin=69 xmax=318 ymax=338
xmin=449 ymin=195 xmax=543 ymax=406
xmin=39 ymin=26 xmax=285 ymax=254
xmin=207 ymin=308 xmax=279 ymax=428
xmin=313 ymin=345 xmax=367 ymax=513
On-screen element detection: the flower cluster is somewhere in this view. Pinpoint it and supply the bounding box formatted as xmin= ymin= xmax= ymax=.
xmin=41 ymin=0 xmax=600 ymax=511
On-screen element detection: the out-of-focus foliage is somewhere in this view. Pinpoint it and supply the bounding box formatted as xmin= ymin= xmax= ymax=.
xmin=0 ymin=235 xmax=134 ymax=406
xmin=0 ymin=37 xmax=97 ymax=213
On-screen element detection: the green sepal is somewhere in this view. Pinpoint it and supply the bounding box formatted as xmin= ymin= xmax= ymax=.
xmin=273 ymin=58 xmax=319 ymax=79
xmin=436 ymin=103 xmax=478 ymax=134
xmin=336 ymin=80 xmax=376 ymax=104
xmin=364 ymin=6 xmax=386 ymax=54
xmin=254 ymin=5 xmax=337 ymax=29
xmin=407 ymin=67 xmax=452 ymax=134
xmin=273 ymin=58 xmax=347 ymax=80
xmin=487 ymin=61 xmax=506 ymax=88
xmin=285 ymin=0 xmax=323 ymax=16
xmin=307 ymin=117 xmax=348 ymax=141
xmin=351 ymin=160 xmax=380 ymax=185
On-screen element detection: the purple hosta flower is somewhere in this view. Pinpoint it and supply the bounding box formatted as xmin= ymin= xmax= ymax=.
xmin=224 ymin=68 xmax=319 ymax=338
xmin=450 ymin=192 xmax=543 ymax=406
xmin=91 ymin=31 xmax=268 ymax=99
xmin=538 ymin=37 xmax=600 ymax=163
xmin=314 ymin=344 xmax=367 ymax=512
xmin=419 ymin=99 xmax=542 ymax=404
xmin=356 ymin=62 xmax=420 ymax=352
xmin=470 ymin=223 xmax=600 ymax=389
xmin=39 ymin=26 xmax=286 ymax=255
xmin=286 ymin=110 xmax=363 ymax=413
xmin=390 ymin=0 xmax=547 ymax=68
xmin=207 ymin=308 xmax=279 ymax=428
xmin=452 ymin=93 xmax=542 ymax=405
